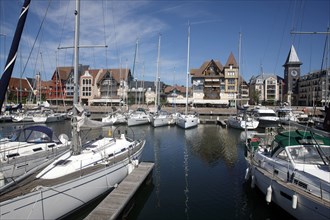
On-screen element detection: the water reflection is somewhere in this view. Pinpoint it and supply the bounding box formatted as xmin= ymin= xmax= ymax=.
xmin=2 ymin=122 xmax=291 ymax=219
xmin=185 ymin=125 xmax=241 ymax=167
xmin=183 ymin=129 xmax=190 ymax=219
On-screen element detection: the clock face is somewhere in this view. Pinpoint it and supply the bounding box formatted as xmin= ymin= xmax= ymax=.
xmin=291 ymin=69 xmax=298 ymax=77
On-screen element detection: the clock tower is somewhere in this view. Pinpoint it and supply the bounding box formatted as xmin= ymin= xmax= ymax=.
xmin=283 ymin=45 xmax=302 ymax=105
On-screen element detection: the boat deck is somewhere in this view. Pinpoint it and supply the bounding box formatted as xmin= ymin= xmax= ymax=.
xmin=0 ymin=141 xmax=144 ymax=202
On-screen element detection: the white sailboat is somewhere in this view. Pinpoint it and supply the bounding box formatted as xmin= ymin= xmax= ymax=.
xmin=151 ymin=34 xmax=173 ymax=127
xmin=0 ymin=1 xmax=146 ymax=219
xmin=177 ymin=23 xmax=199 ymax=129
xmin=32 ymin=107 xmax=67 ymax=123
xmin=227 ymin=105 xmax=259 ymax=130
xmin=0 ymin=125 xmax=70 ymax=188
xmin=0 ymin=0 xmax=70 ymax=190
xmin=127 ymin=107 xmax=151 ymax=126
xmin=101 ymin=109 xmax=127 ymax=125
xmin=227 ymin=33 xmax=258 ymax=130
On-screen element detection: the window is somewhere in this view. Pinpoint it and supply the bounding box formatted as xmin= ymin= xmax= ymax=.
xmin=276 ymin=149 xmax=288 ymax=161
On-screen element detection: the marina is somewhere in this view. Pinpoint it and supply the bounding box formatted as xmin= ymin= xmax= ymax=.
xmin=0 ymin=1 xmax=328 ymax=219
xmin=1 ymin=119 xmax=311 ymax=219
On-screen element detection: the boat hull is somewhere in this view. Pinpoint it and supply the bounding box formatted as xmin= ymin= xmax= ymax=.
xmin=127 ymin=117 xmax=150 ymax=126
xmin=151 ymin=116 xmax=172 ymax=127
xmin=176 ymin=115 xmax=198 ymax=129
xmin=0 ymin=141 xmax=145 ymax=219
xmin=252 ymin=166 xmax=330 ymax=220
xmin=227 ymin=116 xmax=259 ymax=130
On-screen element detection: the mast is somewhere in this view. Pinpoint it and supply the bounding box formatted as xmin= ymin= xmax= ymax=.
xmin=0 ymin=0 xmax=31 ymax=114
xmin=237 ymin=32 xmax=242 ymax=108
xmin=155 ymin=34 xmax=161 ymax=112
xmin=185 ymin=22 xmax=191 ymax=115
xmin=72 ymin=0 xmax=80 ymax=155
xmin=132 ymin=39 xmax=138 ymax=105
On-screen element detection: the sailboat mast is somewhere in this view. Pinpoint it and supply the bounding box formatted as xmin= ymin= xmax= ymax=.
xmin=155 ymin=34 xmax=161 ymax=111
xmin=238 ymin=32 xmax=241 ymax=107
xmin=72 ymin=0 xmax=81 ymax=155
xmin=185 ymin=23 xmax=191 ymax=115
xmin=0 ymin=0 xmax=30 ymax=114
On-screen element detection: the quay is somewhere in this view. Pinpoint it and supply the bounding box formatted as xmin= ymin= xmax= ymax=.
xmin=85 ymin=162 xmax=154 ymax=220
xmin=33 ymin=104 xmax=324 ymax=125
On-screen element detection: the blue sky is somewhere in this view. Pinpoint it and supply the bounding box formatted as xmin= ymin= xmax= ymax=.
xmin=0 ymin=0 xmax=329 ymax=87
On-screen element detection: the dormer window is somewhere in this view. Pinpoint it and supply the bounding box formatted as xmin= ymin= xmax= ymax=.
xmin=230 ymin=65 xmax=233 ymax=70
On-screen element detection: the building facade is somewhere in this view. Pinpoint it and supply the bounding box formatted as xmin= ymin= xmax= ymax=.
xmin=190 ymin=53 xmax=248 ymax=107
xmin=297 ymin=68 xmax=330 ymax=106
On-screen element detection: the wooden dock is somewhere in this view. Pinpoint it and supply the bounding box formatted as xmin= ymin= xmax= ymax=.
xmin=85 ymin=161 xmax=154 ymax=220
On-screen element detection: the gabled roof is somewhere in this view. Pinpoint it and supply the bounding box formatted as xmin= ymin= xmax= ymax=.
xmin=83 ymin=69 xmax=99 ymax=79
xmin=41 ymin=80 xmax=53 ymax=88
xmin=52 ymin=65 xmax=90 ymax=81
xmin=190 ymin=59 xmax=223 ymax=77
xmin=283 ymin=45 xmax=302 ymax=66
xmin=96 ymin=68 xmax=131 ymax=85
xmin=224 ymin=52 xmax=238 ymax=68
xmin=52 ymin=66 xmax=73 ymax=81
xmin=8 ymin=77 xmax=32 ymax=91
xmin=164 ymin=85 xmax=187 ymax=94
xmin=249 ymin=73 xmax=277 ymax=84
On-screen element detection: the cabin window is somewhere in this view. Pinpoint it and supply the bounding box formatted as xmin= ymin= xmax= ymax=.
xmin=7 ymin=153 xmax=20 ymax=158
xmin=288 ymin=146 xmax=325 ymax=164
xmin=33 ymin=147 xmax=43 ymax=152
xmin=276 ymin=149 xmax=288 ymax=161
xmin=54 ymin=160 xmax=71 ymax=166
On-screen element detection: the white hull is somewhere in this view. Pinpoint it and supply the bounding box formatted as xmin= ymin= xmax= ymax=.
xmin=127 ymin=117 xmax=150 ymax=126
xmin=1 ymin=162 xmax=127 ymax=219
xmin=11 ymin=115 xmax=33 ymax=123
xmin=0 ymin=142 xmax=69 ymax=184
xmin=127 ymin=112 xmax=150 ymax=126
xmin=101 ymin=113 xmax=126 ymax=125
xmin=245 ymin=129 xmax=330 ymax=220
xmin=0 ymin=126 xmax=70 ymax=185
xmin=0 ymin=138 xmax=145 ymax=219
xmin=227 ymin=116 xmax=259 ymax=130
xmin=33 ymin=113 xmax=66 ymax=123
xmin=151 ymin=117 xmax=170 ymax=127
xmin=176 ymin=114 xmax=199 ymax=129
xmin=252 ymin=166 xmax=330 ymax=220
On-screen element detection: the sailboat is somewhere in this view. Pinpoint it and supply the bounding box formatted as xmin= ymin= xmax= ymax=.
xmin=0 ymin=0 xmax=70 ymax=189
xmin=227 ymin=33 xmax=259 ymax=130
xmin=0 ymin=1 xmax=146 ymax=219
xmin=127 ymin=40 xmax=151 ymax=127
xmin=151 ymin=34 xmax=173 ymax=127
xmin=0 ymin=125 xmax=70 ymax=188
xmin=227 ymin=104 xmax=259 ymax=130
xmin=176 ymin=23 xmax=199 ymax=129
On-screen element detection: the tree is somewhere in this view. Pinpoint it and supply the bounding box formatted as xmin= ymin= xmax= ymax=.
xmin=251 ymin=90 xmax=260 ymax=105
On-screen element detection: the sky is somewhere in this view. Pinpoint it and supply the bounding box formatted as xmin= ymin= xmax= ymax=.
xmin=0 ymin=0 xmax=329 ymax=87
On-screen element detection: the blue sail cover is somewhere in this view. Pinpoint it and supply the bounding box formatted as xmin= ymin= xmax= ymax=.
xmin=0 ymin=0 xmax=31 ymax=114
xmin=24 ymin=125 xmax=54 ymax=140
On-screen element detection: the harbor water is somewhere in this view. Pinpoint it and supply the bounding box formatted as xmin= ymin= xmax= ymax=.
xmin=0 ymin=120 xmax=294 ymax=219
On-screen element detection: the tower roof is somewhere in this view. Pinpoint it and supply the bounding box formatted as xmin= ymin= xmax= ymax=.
xmin=225 ymin=52 xmax=238 ymax=68
xmin=284 ymin=45 xmax=302 ymax=66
